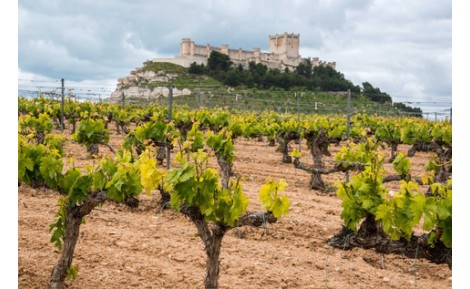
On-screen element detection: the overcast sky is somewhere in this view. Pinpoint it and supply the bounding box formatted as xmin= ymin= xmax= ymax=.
xmin=17 ymin=0 xmax=453 ymax=113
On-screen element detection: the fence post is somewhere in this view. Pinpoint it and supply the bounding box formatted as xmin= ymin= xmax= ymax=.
xmin=61 ymin=79 xmax=65 ymax=132
xmin=346 ymin=89 xmax=351 ymax=183
xmin=167 ymin=82 xmax=173 ymax=170
xmin=121 ymin=92 xmax=125 ymax=109
xmin=297 ymin=92 xmax=301 ymax=152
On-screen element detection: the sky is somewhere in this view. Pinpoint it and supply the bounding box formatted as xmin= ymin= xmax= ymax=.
xmin=16 ymin=0 xmax=454 ymax=115
xmin=4 ymin=1 xmax=470 ymax=287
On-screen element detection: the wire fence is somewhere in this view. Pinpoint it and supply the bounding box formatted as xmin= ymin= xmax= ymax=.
xmin=18 ymin=80 xmax=452 ymax=122
xmin=18 ymin=79 xmax=452 ymax=181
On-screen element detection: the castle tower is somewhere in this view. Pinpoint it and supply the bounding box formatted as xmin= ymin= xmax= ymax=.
xmin=268 ymin=33 xmax=300 ymax=61
xmin=180 ymin=38 xmax=194 ymax=56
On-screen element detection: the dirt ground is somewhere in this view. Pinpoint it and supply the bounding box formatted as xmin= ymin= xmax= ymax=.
xmin=18 ymin=127 xmax=452 ymax=289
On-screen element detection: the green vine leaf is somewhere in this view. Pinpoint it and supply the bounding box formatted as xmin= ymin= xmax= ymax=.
xmin=258 ymin=178 xmax=290 ymax=218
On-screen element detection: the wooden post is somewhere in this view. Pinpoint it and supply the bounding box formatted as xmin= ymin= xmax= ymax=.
xmin=167 ymin=82 xmax=173 ymax=170
xmin=346 ymin=89 xmax=351 ymax=183
xmin=61 ymin=79 xmax=65 ymax=132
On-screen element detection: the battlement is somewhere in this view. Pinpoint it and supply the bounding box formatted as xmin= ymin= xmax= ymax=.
xmin=269 ymin=33 xmax=299 ymax=39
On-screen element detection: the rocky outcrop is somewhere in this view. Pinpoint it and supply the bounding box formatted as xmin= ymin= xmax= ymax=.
xmin=109 ymin=86 xmax=191 ymax=102
xmin=108 ymin=63 xmax=191 ymax=103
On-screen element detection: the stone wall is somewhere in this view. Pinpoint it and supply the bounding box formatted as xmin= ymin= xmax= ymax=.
xmin=155 ymin=33 xmax=336 ymax=71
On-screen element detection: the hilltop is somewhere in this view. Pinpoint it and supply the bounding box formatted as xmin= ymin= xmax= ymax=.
xmin=109 ymin=58 xmax=422 ymax=117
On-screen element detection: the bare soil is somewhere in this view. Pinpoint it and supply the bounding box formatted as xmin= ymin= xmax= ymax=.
xmin=18 ymin=127 xmax=452 ymax=288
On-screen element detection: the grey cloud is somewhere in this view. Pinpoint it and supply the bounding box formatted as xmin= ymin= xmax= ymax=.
xmin=19 ymin=1 xmax=162 ymax=81
xmin=18 ymin=0 xmax=451 ymax=108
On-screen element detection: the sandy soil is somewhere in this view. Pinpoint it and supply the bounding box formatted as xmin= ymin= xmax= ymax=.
xmin=18 ymin=126 xmax=452 ymax=288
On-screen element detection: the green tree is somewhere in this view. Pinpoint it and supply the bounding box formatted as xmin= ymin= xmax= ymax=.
xmin=188 ymin=61 xmax=205 ymax=74
xmin=208 ymin=51 xmax=232 ymax=72
xmin=296 ymin=58 xmax=312 ymax=78
xmin=362 ymin=82 xmax=392 ymax=103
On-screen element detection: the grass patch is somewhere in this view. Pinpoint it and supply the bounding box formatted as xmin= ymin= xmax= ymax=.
xmin=141 ymin=61 xmax=187 ymax=74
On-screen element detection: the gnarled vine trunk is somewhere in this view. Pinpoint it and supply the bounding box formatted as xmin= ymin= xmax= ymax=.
xmin=156 ymin=145 xmax=167 ymax=165
xmin=204 ymin=231 xmax=224 ymax=289
xmin=306 ymin=129 xmax=330 ymax=191
xmin=407 ymin=142 xmax=452 ymax=184
xmin=49 ymin=207 xmax=82 ymax=289
xmin=70 ymin=119 xmax=77 ymax=134
xmin=35 ymin=131 xmax=46 ymax=145
xmin=216 ymin=156 xmax=232 ymax=189
xmin=158 ymin=185 xmax=171 ymax=210
xmin=180 ymin=206 xmax=278 ymax=289
xmin=88 ymin=144 xmax=99 ymax=156
xmin=328 ymin=213 xmax=452 ymax=269
xmin=181 ymin=206 xmax=227 ymax=289
xmin=105 ymin=112 xmax=113 ymax=130
xmin=276 ymin=131 xmax=300 ymax=163
xmin=49 ymin=191 xmax=107 ymax=289
xmin=435 ymin=145 xmax=452 ymax=184
xmin=388 ymin=142 xmax=399 ymax=163
xmin=309 ymin=141 xmax=325 ymax=190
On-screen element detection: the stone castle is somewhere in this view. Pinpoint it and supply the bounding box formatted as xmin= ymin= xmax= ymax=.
xmin=109 ymin=33 xmax=336 ymax=101
xmin=153 ymin=33 xmax=336 ymax=71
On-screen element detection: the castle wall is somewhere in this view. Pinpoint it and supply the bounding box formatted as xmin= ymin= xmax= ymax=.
xmin=193 ymin=44 xmax=210 ymax=57
xmin=286 ymin=36 xmax=299 ymax=58
xmin=155 ymin=33 xmax=335 ymax=71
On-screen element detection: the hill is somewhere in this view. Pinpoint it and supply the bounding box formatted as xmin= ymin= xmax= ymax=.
xmin=109 ymin=59 xmax=422 ymax=117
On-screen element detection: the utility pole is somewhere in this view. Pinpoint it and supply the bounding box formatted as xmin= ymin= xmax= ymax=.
xmin=167 ymin=82 xmax=173 ymax=170
xmin=61 ymin=79 xmax=65 ymax=132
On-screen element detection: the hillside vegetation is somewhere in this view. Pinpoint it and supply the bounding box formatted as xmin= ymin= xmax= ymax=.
xmin=114 ymin=54 xmax=422 ymax=117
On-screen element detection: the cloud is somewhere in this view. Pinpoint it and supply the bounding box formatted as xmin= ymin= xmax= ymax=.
xmin=306 ymin=0 xmax=452 ymax=104
xmin=19 ymin=1 xmax=163 ymax=81
xmin=18 ymin=0 xmax=451 ymax=108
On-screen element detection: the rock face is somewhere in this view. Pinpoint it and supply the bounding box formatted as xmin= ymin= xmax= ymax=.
xmin=108 ymin=63 xmax=191 ymax=103
xmin=109 ymin=86 xmax=192 ymax=102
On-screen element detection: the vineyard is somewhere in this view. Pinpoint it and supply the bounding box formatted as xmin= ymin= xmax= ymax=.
xmin=18 ymin=97 xmax=452 ymax=289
